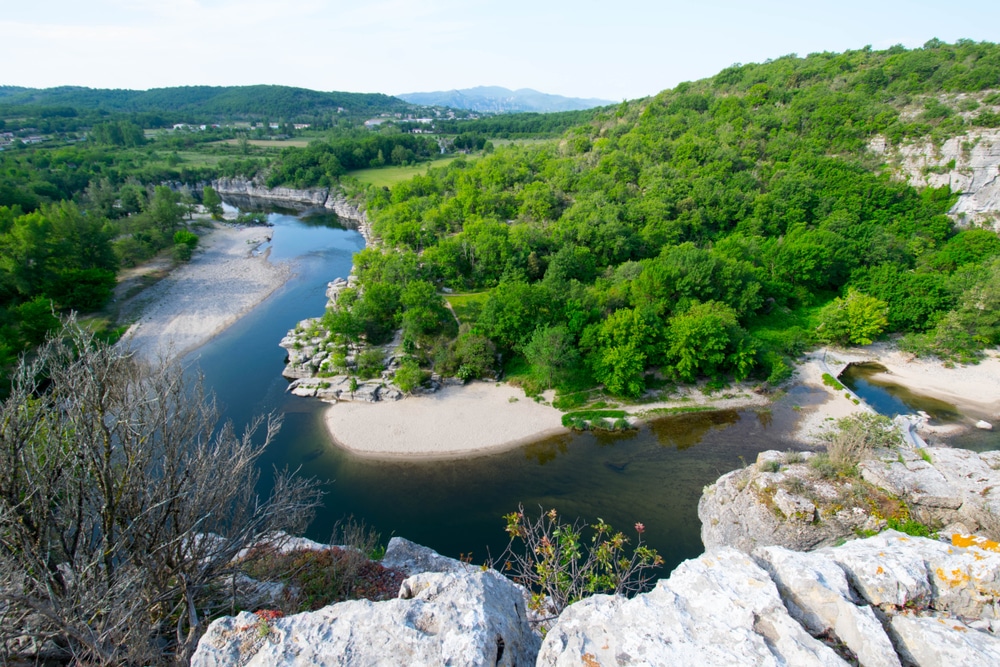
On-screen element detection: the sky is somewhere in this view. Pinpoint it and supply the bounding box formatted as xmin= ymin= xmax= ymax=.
xmin=3 ymin=0 xmax=1000 ymax=101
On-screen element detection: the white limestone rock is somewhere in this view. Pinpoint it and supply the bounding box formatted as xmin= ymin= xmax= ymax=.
xmin=537 ymin=548 xmax=848 ymax=667
xmin=754 ymin=546 xmax=901 ymax=667
xmin=380 ymin=537 xmax=476 ymax=576
xmin=192 ymin=568 xmax=539 ymax=667
xmin=885 ymin=129 xmax=1000 ymax=230
xmin=891 ymin=614 xmax=1000 ymax=665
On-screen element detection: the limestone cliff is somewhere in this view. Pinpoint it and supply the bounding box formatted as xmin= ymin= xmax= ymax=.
xmin=211 ymin=177 xmax=374 ymax=245
xmin=872 ymin=129 xmax=1000 ymax=230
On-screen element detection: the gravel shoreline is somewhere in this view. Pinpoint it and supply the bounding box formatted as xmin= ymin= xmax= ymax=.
xmin=117 ymin=223 xmax=291 ymax=364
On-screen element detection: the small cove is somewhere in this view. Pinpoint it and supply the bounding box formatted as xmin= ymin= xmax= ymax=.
xmin=187 ymin=207 xmax=819 ymax=572
xmin=839 ymin=362 xmax=999 ymax=452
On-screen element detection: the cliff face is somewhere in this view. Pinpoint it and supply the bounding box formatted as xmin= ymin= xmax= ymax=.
xmin=211 ymin=178 xmax=374 ymax=244
xmin=873 ymin=129 xmax=1000 ymax=231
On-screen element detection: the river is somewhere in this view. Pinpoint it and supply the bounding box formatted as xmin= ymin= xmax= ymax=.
xmin=185 ymin=208 xmax=817 ymax=571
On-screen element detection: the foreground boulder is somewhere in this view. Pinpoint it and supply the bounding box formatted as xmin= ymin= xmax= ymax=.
xmin=538 ymin=548 xmax=847 ymax=666
xmin=540 ymin=531 xmax=1000 ymax=667
xmin=191 ymin=539 xmax=540 ymax=667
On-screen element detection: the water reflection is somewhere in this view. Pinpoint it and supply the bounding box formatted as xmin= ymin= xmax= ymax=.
xmin=648 ymin=409 xmax=741 ymax=449
xmin=840 ymin=363 xmax=962 ymax=422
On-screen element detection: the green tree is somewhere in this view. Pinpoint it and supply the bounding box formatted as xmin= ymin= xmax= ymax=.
xmin=202 ymin=185 xmax=224 ymax=220
xmin=663 ymin=301 xmax=757 ymax=382
xmin=522 ymin=324 xmax=579 ymax=388
xmin=817 ymin=289 xmax=889 ymax=346
xmin=588 ymin=308 xmax=657 ymax=397
xmin=146 ymin=186 xmax=184 ymax=234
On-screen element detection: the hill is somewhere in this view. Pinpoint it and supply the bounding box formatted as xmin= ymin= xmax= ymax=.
xmin=397 ymin=86 xmax=613 ymax=113
xmin=0 ymin=84 xmax=413 ymax=120
xmin=309 ymin=39 xmax=1000 ymax=400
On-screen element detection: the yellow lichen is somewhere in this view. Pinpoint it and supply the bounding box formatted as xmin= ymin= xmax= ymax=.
xmin=935 ymin=566 xmax=971 ymax=588
xmin=952 ymin=534 xmax=1000 ymax=553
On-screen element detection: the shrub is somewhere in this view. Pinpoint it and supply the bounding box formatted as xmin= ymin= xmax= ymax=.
xmin=821 ymin=373 xmax=845 ymax=391
xmin=816 ymin=289 xmax=888 ymax=346
xmin=393 ymin=357 xmax=424 ymax=393
xmin=356 ymin=348 xmax=385 ymax=378
xmin=498 ymin=506 xmax=663 ymax=616
xmin=821 ymin=412 xmax=902 ymax=473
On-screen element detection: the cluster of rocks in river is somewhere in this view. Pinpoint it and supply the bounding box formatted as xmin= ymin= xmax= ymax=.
xmin=279 ymin=278 xmax=399 ymax=403
xmin=192 ymin=444 xmax=1000 ymax=666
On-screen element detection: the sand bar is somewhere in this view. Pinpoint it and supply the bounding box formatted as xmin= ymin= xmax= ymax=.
xmin=117 ymin=223 xmax=291 ymax=364
xmin=324 ymin=382 xmax=568 ymax=459
xmin=323 ymin=378 xmax=777 ymax=460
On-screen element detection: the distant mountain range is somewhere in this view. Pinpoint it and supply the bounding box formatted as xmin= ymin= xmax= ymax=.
xmin=397 ymin=86 xmax=614 ymax=113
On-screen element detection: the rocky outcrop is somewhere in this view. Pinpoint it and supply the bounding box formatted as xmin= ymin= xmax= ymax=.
xmin=700 ymin=447 xmax=1000 ymax=553
xmin=213 ymin=177 xmax=330 ymax=208
xmin=873 ymin=129 xmax=1000 ymax=230
xmin=191 ymin=539 xmax=540 ymax=667
xmin=540 ymin=532 xmax=1000 ymax=666
xmin=191 ymin=528 xmax=1000 ymax=665
xmin=538 ymin=547 xmax=848 ymax=666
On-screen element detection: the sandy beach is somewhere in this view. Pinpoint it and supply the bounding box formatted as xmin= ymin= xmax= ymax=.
xmin=117 ymin=223 xmax=291 ymax=364
xmin=324 ymin=382 xmax=568 ymax=459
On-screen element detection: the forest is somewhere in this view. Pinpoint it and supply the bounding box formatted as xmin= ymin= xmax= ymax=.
xmin=1 ymin=40 xmax=999 ymax=399
xmin=313 ymin=39 xmax=1000 ymax=400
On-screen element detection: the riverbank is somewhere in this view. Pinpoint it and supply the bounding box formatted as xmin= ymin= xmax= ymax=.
xmin=322 ymin=379 xmax=773 ymax=460
xmin=793 ymin=343 xmax=1000 ymax=443
xmin=117 ymin=223 xmax=292 ymax=364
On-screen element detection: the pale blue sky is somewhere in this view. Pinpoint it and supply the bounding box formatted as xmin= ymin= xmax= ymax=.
xmin=2 ymin=0 xmax=998 ymax=100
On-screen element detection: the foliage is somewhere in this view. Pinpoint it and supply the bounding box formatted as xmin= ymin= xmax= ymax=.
xmin=522 ymin=324 xmax=579 ymax=389
xmin=356 ymin=348 xmax=385 ymax=379
xmin=173 ymin=229 xmax=199 ymax=262
xmin=561 ymin=409 xmax=629 ymax=430
xmin=329 ymin=41 xmax=1000 ymax=391
xmin=241 ymin=518 xmax=401 ymax=614
xmin=0 ymin=321 xmax=322 ymax=664
xmin=663 ymin=301 xmax=757 ymax=382
xmin=498 ymin=506 xmax=663 ymax=616
xmin=393 ymin=357 xmax=424 ymax=393
xmin=817 ymin=289 xmax=889 ymax=346
xmin=885 ymin=516 xmax=935 ymax=538
xmin=202 ymin=185 xmax=224 ymax=220
xmin=821 ymin=373 xmax=845 ymax=391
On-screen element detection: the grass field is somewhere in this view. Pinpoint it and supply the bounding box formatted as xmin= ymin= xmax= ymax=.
xmin=173 ymin=151 xmax=226 ymax=168
xmin=215 ymin=139 xmax=312 ymax=148
xmin=346 ymin=155 xmax=462 ymax=188
xmin=444 ymin=291 xmax=490 ymax=325
xmin=490 ymin=138 xmax=558 ymax=147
